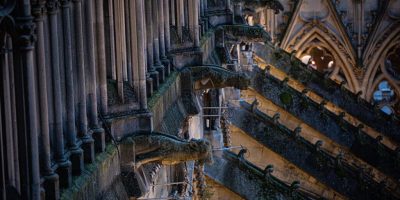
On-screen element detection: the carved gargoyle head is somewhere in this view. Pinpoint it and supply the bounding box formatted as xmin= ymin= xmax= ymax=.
xmin=232 ymin=73 xmax=251 ymax=90
xmin=189 ymin=138 xmax=214 ymax=164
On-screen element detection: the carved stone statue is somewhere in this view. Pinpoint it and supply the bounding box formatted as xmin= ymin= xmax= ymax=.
xmin=124 ymin=132 xmax=213 ymax=168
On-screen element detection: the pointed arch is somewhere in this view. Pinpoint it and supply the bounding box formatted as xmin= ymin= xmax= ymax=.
xmin=287 ymin=26 xmax=359 ymax=92
xmin=363 ymin=25 xmax=400 ymax=100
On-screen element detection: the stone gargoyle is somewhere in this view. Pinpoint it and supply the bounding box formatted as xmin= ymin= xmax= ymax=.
xmin=182 ymin=65 xmax=250 ymax=90
xmin=120 ymin=132 xmax=213 ymax=168
xmin=220 ymin=24 xmax=272 ymax=44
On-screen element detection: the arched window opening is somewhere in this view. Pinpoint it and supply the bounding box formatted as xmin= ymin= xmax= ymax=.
xmin=301 ymin=46 xmax=335 ymax=73
xmin=385 ymin=45 xmax=400 ymax=80
xmin=373 ymin=81 xmax=397 ymax=115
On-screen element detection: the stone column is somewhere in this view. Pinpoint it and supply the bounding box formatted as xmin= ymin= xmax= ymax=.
xmin=158 ymin=0 xmax=168 ymax=74
xmin=145 ymin=0 xmax=159 ymax=91
xmin=47 ymin=0 xmax=72 ymax=188
xmin=200 ymin=0 xmax=204 ymax=16
xmin=158 ymin=0 xmax=167 ymax=62
xmin=130 ymin=0 xmax=140 ymax=94
xmin=192 ymin=0 xmax=200 ymax=48
xmin=233 ymin=2 xmax=243 ymax=24
xmin=13 ymin=3 xmax=41 ymax=198
xmin=32 ymin=2 xmax=60 ymax=199
xmin=95 ymin=0 xmax=108 ymax=114
xmin=0 ymin=99 xmax=4 ymax=200
xmin=86 ymin=0 xmax=106 ymax=153
xmin=114 ymin=0 xmax=126 ymax=101
xmin=199 ymin=0 xmax=204 ymax=35
xmin=106 ymin=0 xmax=117 ymax=80
xmin=177 ymin=0 xmax=185 ymax=39
xmin=164 ymin=0 xmax=171 ymax=53
xmin=171 ymin=0 xmax=176 ymax=26
xmin=75 ymin=0 xmax=95 ymax=163
xmin=203 ymin=0 xmax=208 ymax=31
xmin=226 ymin=0 xmax=231 ymax=10
xmin=125 ymin=0 xmax=133 ymax=85
xmin=153 ymin=0 xmax=165 ymax=83
xmin=163 ymin=0 xmax=171 ymax=75
xmin=136 ymin=0 xmax=148 ymax=109
xmin=61 ymin=0 xmax=84 ymax=175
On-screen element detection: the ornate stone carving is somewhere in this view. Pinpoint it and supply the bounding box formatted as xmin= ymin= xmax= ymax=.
xmin=220 ymin=24 xmax=272 ymax=44
xmin=124 ymin=132 xmax=213 ymax=168
xmin=183 ymin=65 xmax=250 ymax=90
xmin=16 ymin=17 xmax=36 ymax=50
xmin=46 ymin=0 xmax=60 ymax=14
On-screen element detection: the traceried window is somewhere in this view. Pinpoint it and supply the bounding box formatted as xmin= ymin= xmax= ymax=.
xmin=301 ymin=46 xmax=335 ymax=73
xmin=373 ymin=81 xmax=396 ymax=115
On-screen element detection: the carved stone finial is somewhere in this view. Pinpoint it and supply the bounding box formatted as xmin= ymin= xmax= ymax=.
xmin=290 ymin=181 xmax=300 ymax=191
xmin=375 ymin=135 xmax=383 ymax=143
xmin=319 ymin=100 xmax=327 ymax=110
xmin=281 ymin=77 xmax=289 ymax=85
xmin=272 ymin=113 xmax=280 ymax=124
xmin=335 ymin=152 xmax=344 ymax=167
xmin=238 ymin=148 xmax=248 ymax=158
xmin=315 ymin=140 xmax=323 ymax=152
xmin=338 ymin=112 xmax=346 ymax=120
xmin=293 ymin=126 xmax=302 ymax=138
xmin=264 ymin=164 xmax=274 ymax=179
xmin=250 ymin=98 xmax=259 ymax=113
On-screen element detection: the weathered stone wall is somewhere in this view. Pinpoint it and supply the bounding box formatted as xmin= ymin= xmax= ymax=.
xmin=150 ymin=72 xmax=182 ymax=129
xmin=61 ymin=145 xmax=123 ymax=200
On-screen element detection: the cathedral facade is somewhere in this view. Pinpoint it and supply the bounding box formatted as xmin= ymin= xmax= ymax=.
xmin=0 ymin=0 xmax=399 ymax=199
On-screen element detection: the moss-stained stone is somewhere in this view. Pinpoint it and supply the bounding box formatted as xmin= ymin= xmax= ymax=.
xmin=157 ymin=100 xmax=187 ymax=135
xmin=220 ymin=24 xmax=272 ymax=44
xmin=187 ymin=65 xmax=250 ymax=90
xmin=60 ymin=145 xmax=123 ymax=200
xmin=279 ymin=92 xmax=293 ymax=106
xmin=200 ymin=28 xmax=217 ymax=47
xmin=148 ymin=71 xmax=180 ymax=110
xmin=148 ymin=72 xmax=181 ymax=128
